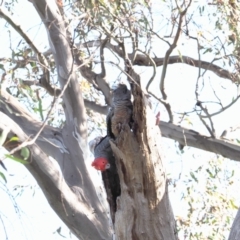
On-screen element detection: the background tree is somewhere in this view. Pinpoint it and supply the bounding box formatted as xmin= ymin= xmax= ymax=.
xmin=0 ymin=0 xmax=240 ymax=239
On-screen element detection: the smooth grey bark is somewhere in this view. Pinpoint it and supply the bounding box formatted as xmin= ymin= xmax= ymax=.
xmin=0 ymin=112 xmax=112 ymax=239
xmin=16 ymin=0 xmax=112 ymax=239
xmin=160 ymin=121 xmax=240 ymax=162
xmin=228 ymin=209 xmax=240 ymax=240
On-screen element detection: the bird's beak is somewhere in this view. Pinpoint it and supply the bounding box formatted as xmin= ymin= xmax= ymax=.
xmin=105 ymin=163 xmax=110 ymax=169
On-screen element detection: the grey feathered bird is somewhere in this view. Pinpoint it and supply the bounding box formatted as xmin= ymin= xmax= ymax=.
xmin=90 ymin=136 xmax=121 ymax=220
xmin=107 ymin=84 xmax=133 ymax=139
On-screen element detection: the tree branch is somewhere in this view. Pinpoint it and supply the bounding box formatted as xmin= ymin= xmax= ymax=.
xmin=84 ymin=99 xmax=108 ymax=115
xmin=23 ymin=80 xmax=109 ymax=115
xmin=0 ymin=112 xmax=112 ymax=240
xmin=95 ymin=38 xmax=112 ymax=105
xmin=0 ymin=88 xmax=65 ymax=160
xmin=74 ymin=49 xmax=112 ymax=105
xmin=160 ymin=121 xmax=240 ymax=162
xmin=80 ymin=41 xmax=237 ymax=82
xmin=228 ymin=208 xmax=240 ymax=240
xmin=15 ymin=1 xmax=113 ymax=238
xmin=200 ymin=95 xmax=240 ymax=118
xmin=136 ymin=54 xmax=237 ymax=82
xmin=32 ymin=0 xmax=87 ymax=133
xmin=110 ymin=67 xmax=177 ymax=238
xmin=158 ymin=1 xmax=192 ymax=123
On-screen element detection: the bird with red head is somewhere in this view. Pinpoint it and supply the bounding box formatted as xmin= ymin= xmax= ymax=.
xmin=91 ymin=157 xmax=110 ymax=171
xmin=89 ymin=135 xmax=121 ymax=220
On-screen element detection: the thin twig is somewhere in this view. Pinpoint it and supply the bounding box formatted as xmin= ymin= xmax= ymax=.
xmin=197 ymin=102 xmax=216 ymax=138
xmin=200 ymin=95 xmax=240 ymax=118
xmin=159 ymin=0 xmax=192 ymax=122
xmin=137 ymin=49 xmax=156 ymax=92
xmin=0 ymin=6 xmax=49 ymax=72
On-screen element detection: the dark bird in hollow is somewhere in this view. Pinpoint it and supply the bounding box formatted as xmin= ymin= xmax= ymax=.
xmin=91 ymin=136 xmax=121 ymax=222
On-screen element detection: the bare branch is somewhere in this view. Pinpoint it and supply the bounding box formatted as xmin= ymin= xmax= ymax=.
xmin=160 ymin=121 xmax=240 ymax=162
xmin=197 ymin=102 xmax=216 ymax=138
xmin=0 ymin=88 xmax=64 ymax=159
xmin=136 ymin=54 xmax=237 ymax=81
xmin=84 ymin=99 xmax=108 ymax=115
xmin=80 ymin=41 xmax=237 ymax=82
xmin=95 ymin=38 xmax=112 ymax=105
xmin=23 ymin=79 xmax=108 ymax=115
xmin=198 ymin=113 xmax=216 ymax=138
xmin=159 ymin=1 xmax=192 ymax=122
xmin=74 ymin=48 xmax=112 ymax=105
xmin=200 ymin=95 xmax=240 ymax=118
xmin=0 ymin=112 xmax=112 ymax=240
xmin=99 ymin=38 xmax=108 ymax=78
xmin=139 ymin=50 xmax=156 ymax=92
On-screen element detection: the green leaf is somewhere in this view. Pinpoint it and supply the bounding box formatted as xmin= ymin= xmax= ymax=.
xmin=20 ymin=147 xmax=30 ymax=160
xmin=202 ymin=48 xmax=212 ymax=54
xmin=5 ymin=154 xmax=29 ymax=164
xmin=206 ymin=169 xmax=214 ymax=178
xmin=0 ymin=172 xmax=7 ymax=183
xmin=9 ymin=136 xmax=19 ymax=142
xmin=190 ymin=172 xmax=198 ymax=182
xmin=229 ymin=199 xmax=238 ymax=210
xmin=177 ymin=50 xmax=183 ymax=62
xmin=38 ymin=97 xmax=44 ymax=121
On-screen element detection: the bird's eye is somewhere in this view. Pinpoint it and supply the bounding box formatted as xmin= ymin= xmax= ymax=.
xmin=105 ymin=163 xmax=110 ymax=169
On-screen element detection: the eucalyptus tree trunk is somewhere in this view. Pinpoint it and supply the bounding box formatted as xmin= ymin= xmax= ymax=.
xmin=228 ymin=209 xmax=240 ymax=240
xmin=110 ymin=74 xmax=177 ymax=239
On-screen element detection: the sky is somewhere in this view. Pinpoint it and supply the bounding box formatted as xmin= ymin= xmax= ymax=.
xmin=1 ymin=0 xmax=240 ymax=239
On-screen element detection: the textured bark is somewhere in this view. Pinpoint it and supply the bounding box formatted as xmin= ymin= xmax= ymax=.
xmin=109 ymin=79 xmax=177 ymax=239
xmin=0 ymin=80 xmax=177 ymax=239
